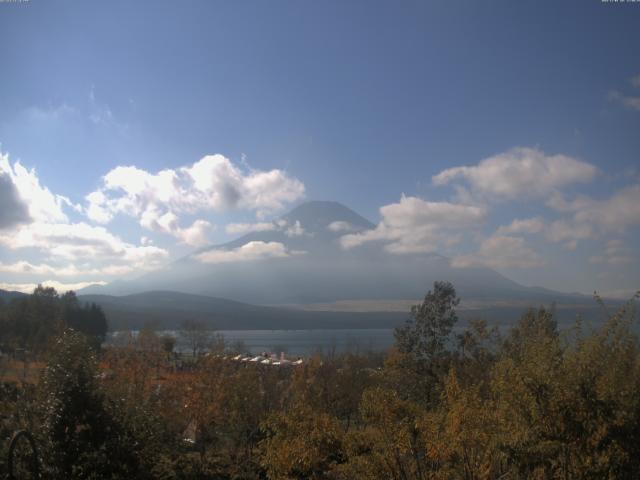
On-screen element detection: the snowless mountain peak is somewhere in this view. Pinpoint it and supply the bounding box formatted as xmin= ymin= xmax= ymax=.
xmin=280 ymin=200 xmax=375 ymax=233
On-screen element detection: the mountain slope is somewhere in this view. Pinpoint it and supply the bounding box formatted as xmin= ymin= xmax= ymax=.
xmin=199 ymin=200 xmax=374 ymax=253
xmin=81 ymin=200 xmax=591 ymax=307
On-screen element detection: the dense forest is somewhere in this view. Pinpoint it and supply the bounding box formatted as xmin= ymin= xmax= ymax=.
xmin=0 ymin=285 xmax=108 ymax=352
xmin=1 ymin=282 xmax=639 ymax=479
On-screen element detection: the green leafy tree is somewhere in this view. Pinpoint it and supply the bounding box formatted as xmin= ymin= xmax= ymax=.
xmin=395 ymin=281 xmax=460 ymax=362
xmin=38 ymin=330 xmax=139 ymax=479
xmin=391 ymin=281 xmax=460 ymax=405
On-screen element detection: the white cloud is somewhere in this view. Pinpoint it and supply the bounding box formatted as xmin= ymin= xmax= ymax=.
xmin=140 ymin=208 xmax=212 ymax=246
xmin=433 ymin=147 xmax=597 ymax=199
xmin=609 ymin=90 xmax=640 ymax=111
xmin=572 ymin=184 xmax=640 ymax=232
xmin=340 ymin=195 xmax=486 ymax=254
xmin=195 ymin=241 xmax=301 ymax=264
xmin=284 ymin=220 xmax=305 ymax=237
xmin=0 ymin=152 xmax=70 ymax=224
xmin=543 ymin=184 xmax=640 ymax=249
xmin=590 ymin=239 xmax=636 ymax=266
xmin=85 ymin=154 xmax=305 ymax=242
xmin=225 ymin=222 xmax=276 ymax=235
xmin=224 ymin=218 xmax=305 ymax=237
xmin=496 ymin=217 xmax=545 ymax=235
xmin=0 ymin=151 xmax=169 ymax=283
xmin=545 ymin=191 xmax=593 ymax=213
xmin=451 ymin=235 xmax=544 ymax=269
xmin=85 ymin=190 xmax=113 ymax=223
xmin=632 ymin=74 xmax=640 ymax=88
xmin=0 ymin=280 xmax=108 ymax=294
xmin=545 ymin=220 xmax=595 ymax=250
xmin=0 ymin=261 xmax=135 ymax=277
xmin=0 ymin=221 xmax=169 ymax=268
xmin=327 ymin=221 xmax=357 ymax=233
xmin=174 ymin=219 xmax=212 ymax=247
xmin=0 ymin=261 xmax=69 ymax=276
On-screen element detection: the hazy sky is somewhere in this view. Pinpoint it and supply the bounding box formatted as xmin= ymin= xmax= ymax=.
xmin=0 ymin=0 xmax=639 ymax=296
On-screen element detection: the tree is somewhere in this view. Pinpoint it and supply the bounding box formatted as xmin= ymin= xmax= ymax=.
xmin=337 ymin=387 xmax=429 ymax=480
xmin=424 ymin=370 xmax=506 ymax=480
xmin=180 ymin=319 xmax=213 ymax=357
xmin=61 ymin=291 xmax=108 ymax=348
xmin=391 ymin=281 xmax=460 ymax=405
xmin=395 ymin=281 xmax=460 ymax=362
xmin=261 ymin=402 xmax=345 ymax=480
xmin=38 ymin=329 xmax=139 ymax=478
xmin=0 ymin=287 xmax=108 ymax=352
xmin=160 ymin=334 xmax=177 ymax=356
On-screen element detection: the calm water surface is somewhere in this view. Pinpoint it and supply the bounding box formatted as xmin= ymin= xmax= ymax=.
xmin=108 ymin=329 xmax=396 ymax=356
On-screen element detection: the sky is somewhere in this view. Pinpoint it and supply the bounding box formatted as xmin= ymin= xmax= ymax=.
xmin=0 ymin=0 xmax=639 ymax=296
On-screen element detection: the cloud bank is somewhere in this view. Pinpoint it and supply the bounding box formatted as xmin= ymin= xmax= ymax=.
xmin=0 ymin=151 xmax=170 ymax=282
xmin=195 ymin=241 xmax=302 ymax=264
xmin=433 ymin=147 xmax=597 ymax=199
xmin=341 ymin=195 xmax=486 ymax=254
xmin=86 ymin=154 xmax=305 ymax=245
xmin=0 ymin=280 xmax=107 ymax=294
xmin=0 ymin=152 xmax=72 ymax=225
xmin=451 ymin=235 xmax=544 ymax=269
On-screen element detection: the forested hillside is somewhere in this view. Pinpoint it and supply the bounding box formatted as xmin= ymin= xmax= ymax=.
xmin=78 ymin=291 xmax=407 ymax=331
xmin=0 ymin=285 xmax=107 ymax=351
xmin=1 ymin=283 xmax=639 ymax=479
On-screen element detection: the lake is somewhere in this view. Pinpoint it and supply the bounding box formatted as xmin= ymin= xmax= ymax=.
xmin=108 ymin=329 xmax=397 ymax=356
xmin=107 ymin=314 xmax=607 ymax=356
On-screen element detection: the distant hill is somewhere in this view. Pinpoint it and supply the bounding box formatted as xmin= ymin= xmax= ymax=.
xmin=78 ymin=290 xmax=408 ymax=331
xmin=0 ymin=289 xmax=27 ymax=303
xmin=76 ymin=290 xmax=618 ymax=332
xmin=1 ymin=287 xmax=622 ymax=332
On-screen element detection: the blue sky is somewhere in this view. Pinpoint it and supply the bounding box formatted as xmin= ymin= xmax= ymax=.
xmin=0 ymin=0 xmax=639 ymax=296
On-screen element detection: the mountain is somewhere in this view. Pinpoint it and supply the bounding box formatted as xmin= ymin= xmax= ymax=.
xmin=201 ymin=200 xmax=376 ymax=253
xmin=81 ymin=200 xmax=592 ymax=307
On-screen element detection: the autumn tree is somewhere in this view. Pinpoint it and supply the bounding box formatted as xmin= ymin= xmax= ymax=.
xmin=261 ymin=402 xmax=345 ymax=480
xmin=337 ymin=387 xmax=430 ymax=480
